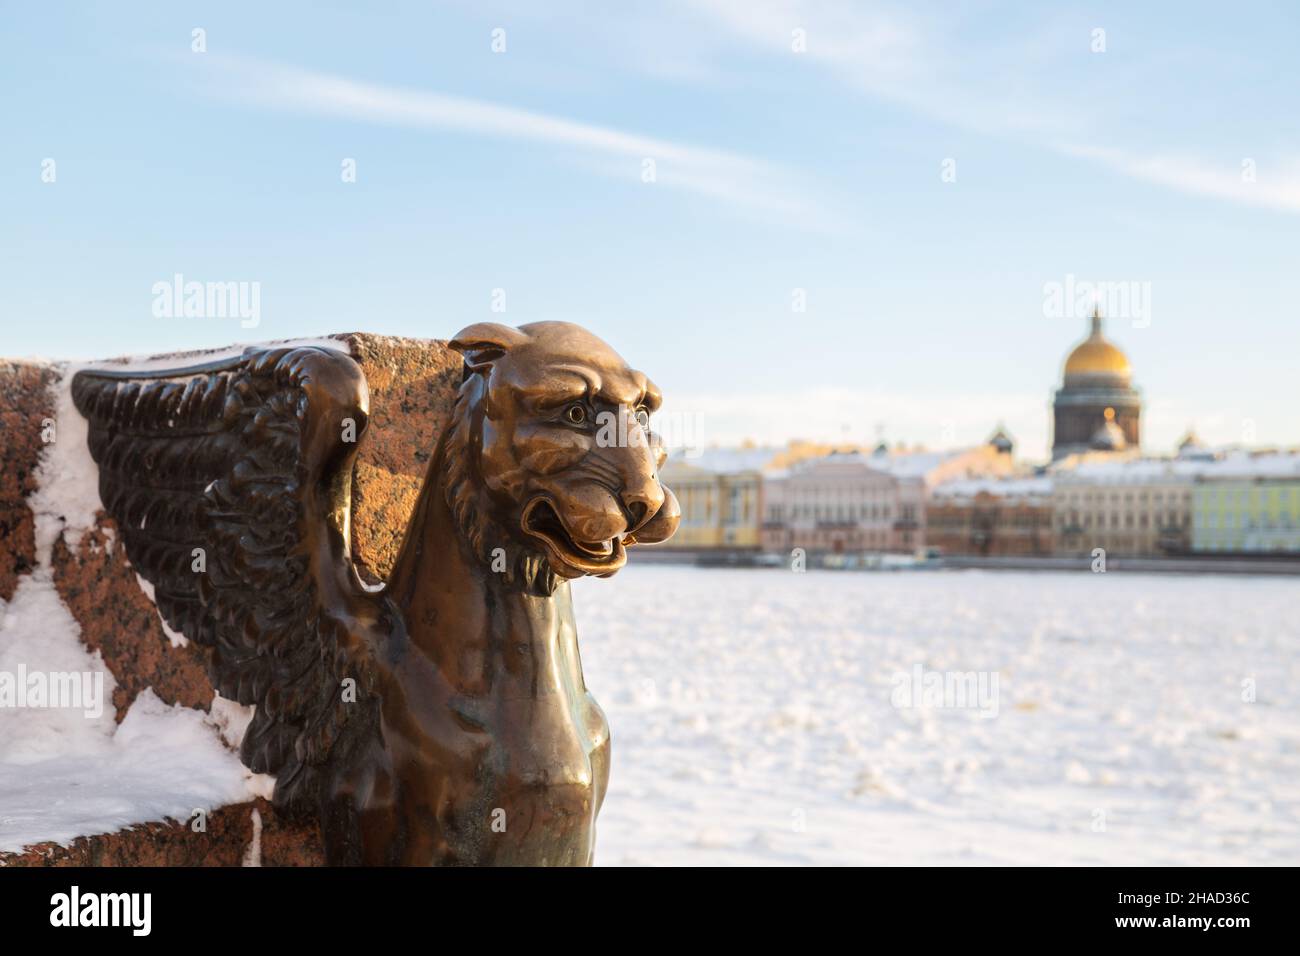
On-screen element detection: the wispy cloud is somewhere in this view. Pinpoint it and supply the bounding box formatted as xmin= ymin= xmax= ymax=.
xmin=683 ymin=0 xmax=1059 ymax=133
xmin=685 ymin=0 xmax=1300 ymax=215
xmin=188 ymin=53 xmax=827 ymax=225
xmin=1057 ymin=144 xmax=1300 ymax=213
xmin=689 ymin=0 xmax=924 ymax=92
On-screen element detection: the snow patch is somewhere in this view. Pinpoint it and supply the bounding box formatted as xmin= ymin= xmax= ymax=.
xmin=75 ymin=335 xmax=350 ymax=375
xmin=0 ymin=575 xmax=265 ymax=853
xmin=0 ymin=575 xmax=116 ymax=765
xmin=241 ymin=808 xmax=263 ymax=867
xmin=206 ymin=696 xmax=275 ymax=799
xmin=207 ymin=694 xmax=254 ymax=750
xmin=28 ymin=363 xmax=101 ymax=568
xmin=131 ymin=575 xmax=189 ymax=648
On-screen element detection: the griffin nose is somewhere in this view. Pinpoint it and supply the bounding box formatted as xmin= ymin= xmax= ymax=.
xmin=622 ymin=482 xmax=664 ymax=533
xmin=626 ymin=501 xmax=648 ymax=529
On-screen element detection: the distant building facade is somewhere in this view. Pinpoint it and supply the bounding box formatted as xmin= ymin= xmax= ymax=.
xmin=760 ymin=452 xmax=900 ymax=554
xmin=1052 ymin=460 xmax=1197 ymax=557
xmin=1191 ymin=453 xmax=1300 ymax=554
xmin=656 ymin=449 xmax=768 ymax=550
xmin=927 ymin=477 xmax=1054 ymax=556
xmin=761 ymin=438 xmax=1016 ymax=555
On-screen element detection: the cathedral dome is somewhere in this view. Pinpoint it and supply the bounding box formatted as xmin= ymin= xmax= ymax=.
xmin=1052 ymin=308 xmax=1141 ymax=460
xmin=1063 ymin=309 xmax=1131 ymax=384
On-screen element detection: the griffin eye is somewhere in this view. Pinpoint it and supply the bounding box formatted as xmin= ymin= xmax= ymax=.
xmin=634 ymin=406 xmax=650 ymax=431
xmin=565 ymin=403 xmax=587 ymax=425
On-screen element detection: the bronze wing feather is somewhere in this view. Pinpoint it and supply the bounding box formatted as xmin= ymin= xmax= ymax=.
xmin=71 ymin=346 xmax=386 ymax=808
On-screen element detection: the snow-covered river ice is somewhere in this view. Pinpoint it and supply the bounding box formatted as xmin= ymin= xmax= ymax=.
xmin=575 ymin=565 xmax=1299 ymax=865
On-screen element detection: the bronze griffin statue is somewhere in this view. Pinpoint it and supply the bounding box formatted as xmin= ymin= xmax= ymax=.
xmin=71 ymin=322 xmax=679 ymax=865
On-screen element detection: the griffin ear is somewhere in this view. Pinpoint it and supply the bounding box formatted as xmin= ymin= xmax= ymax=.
xmin=449 ymin=323 xmax=528 ymax=371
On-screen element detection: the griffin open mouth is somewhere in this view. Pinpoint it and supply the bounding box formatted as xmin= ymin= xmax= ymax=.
xmin=521 ymin=497 xmax=627 ymax=573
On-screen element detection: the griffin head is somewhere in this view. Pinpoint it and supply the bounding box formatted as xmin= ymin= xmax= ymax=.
xmin=445 ymin=321 xmax=680 ymax=582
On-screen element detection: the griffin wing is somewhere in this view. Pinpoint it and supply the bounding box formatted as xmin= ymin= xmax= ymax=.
xmin=72 ymin=345 xmax=385 ymax=806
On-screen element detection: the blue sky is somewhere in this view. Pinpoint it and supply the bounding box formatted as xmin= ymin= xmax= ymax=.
xmin=3 ymin=1 xmax=1298 ymax=461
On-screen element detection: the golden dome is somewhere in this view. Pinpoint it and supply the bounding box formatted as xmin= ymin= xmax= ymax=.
xmin=1063 ymin=309 xmax=1131 ymax=381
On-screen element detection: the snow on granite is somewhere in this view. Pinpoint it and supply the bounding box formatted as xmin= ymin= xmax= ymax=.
xmin=0 ymin=344 xmax=342 ymax=854
xmin=574 ymin=564 xmax=1300 ymax=866
xmin=0 ymin=575 xmax=262 ymax=853
xmin=27 ymin=363 xmax=100 ymax=569
xmin=133 ymin=575 xmax=189 ymax=648
xmin=69 ymin=335 xmax=349 ymax=373
xmin=0 ymin=575 xmax=114 ymax=764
